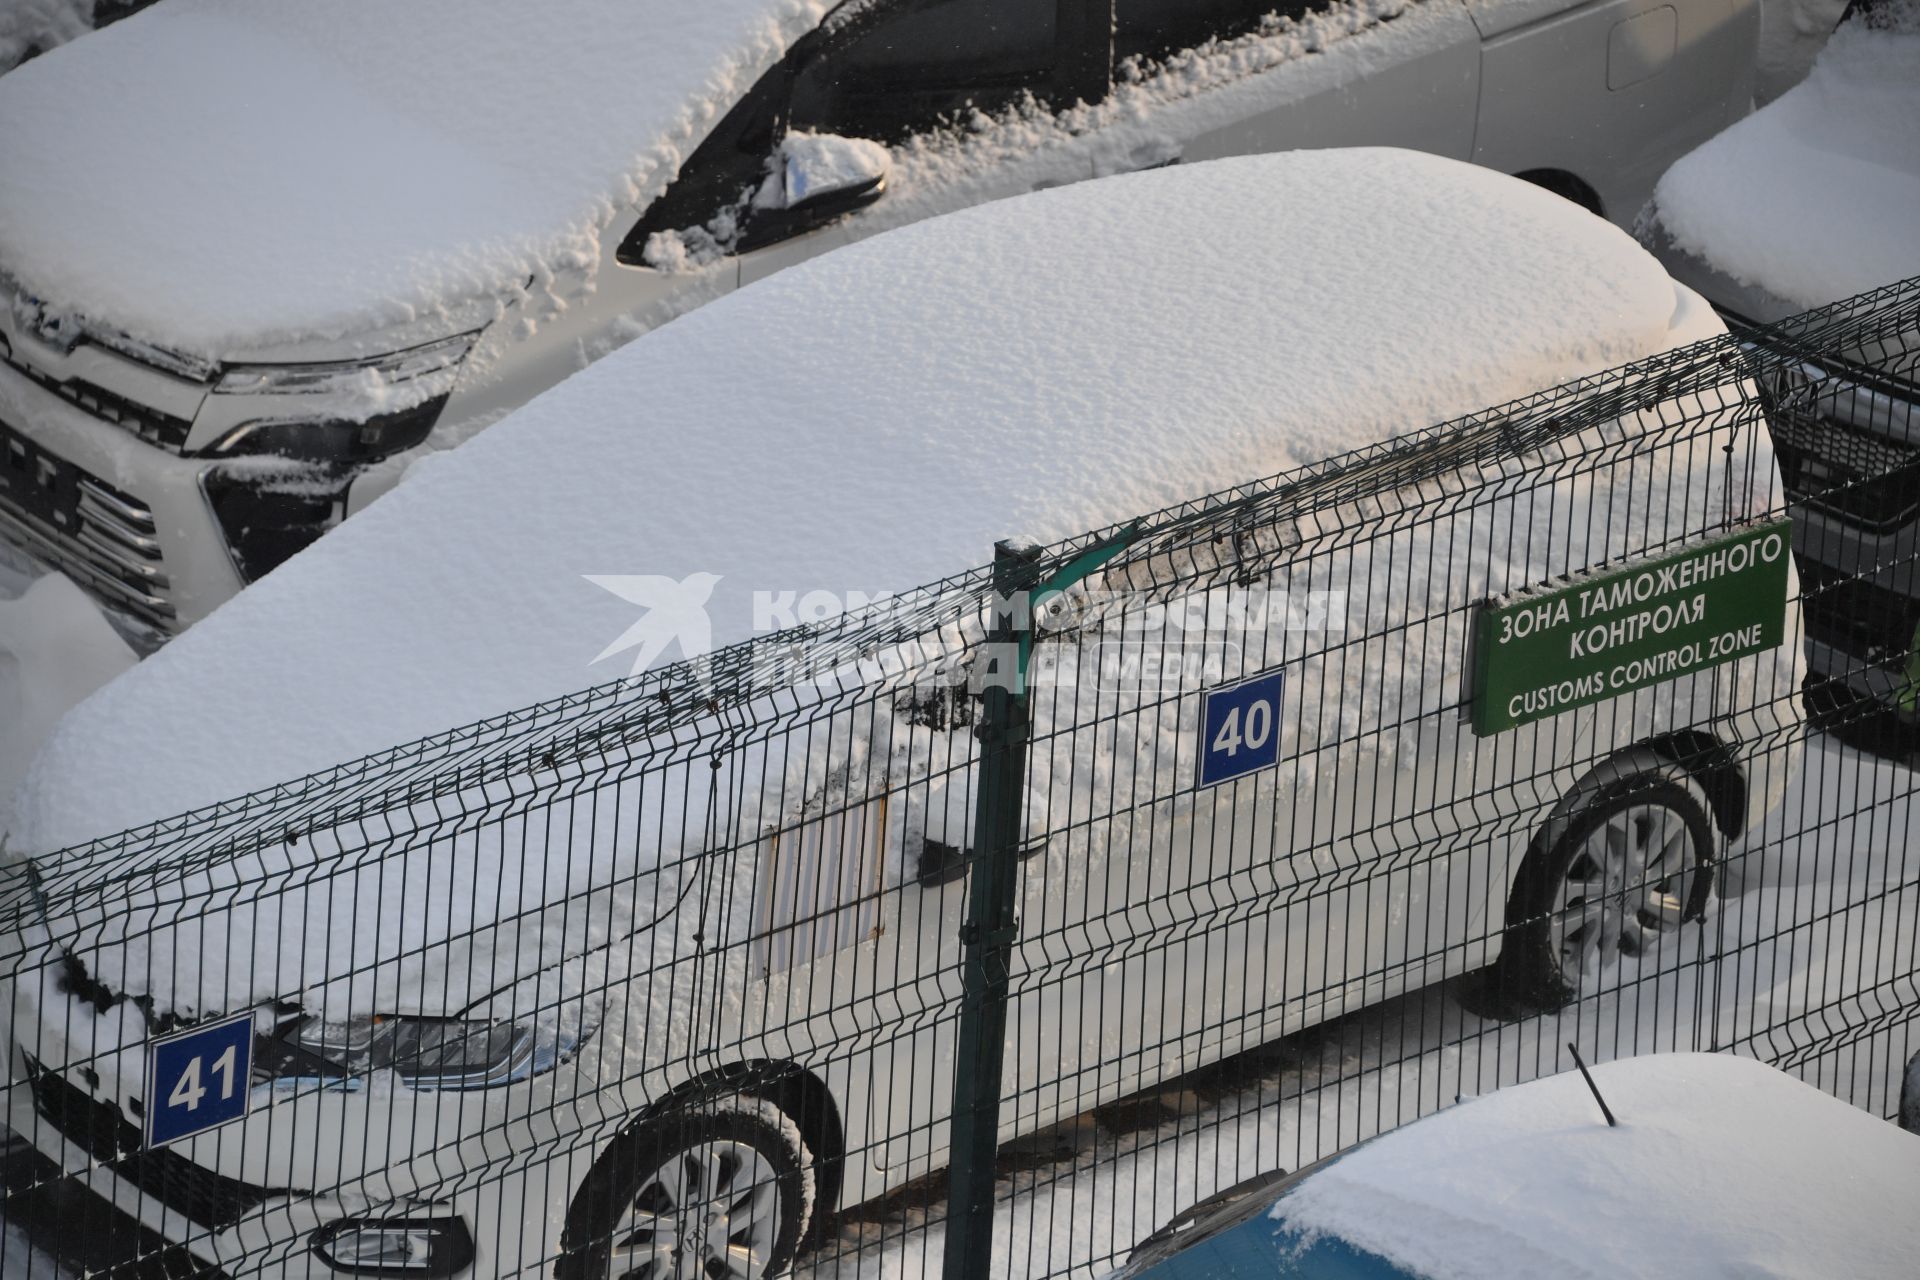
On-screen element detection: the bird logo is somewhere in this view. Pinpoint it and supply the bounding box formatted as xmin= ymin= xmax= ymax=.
xmin=585 ymin=572 xmax=723 ymax=678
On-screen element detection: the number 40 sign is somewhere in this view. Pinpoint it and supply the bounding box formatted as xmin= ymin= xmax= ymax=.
xmin=1197 ymin=669 xmax=1285 ymax=789
xmin=145 ymin=1010 xmax=255 ymax=1147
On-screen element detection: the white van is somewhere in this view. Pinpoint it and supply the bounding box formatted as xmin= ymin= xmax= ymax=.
xmin=4 ymin=151 xmax=1803 ymax=1279
xmin=0 ymin=0 xmax=1764 ymax=634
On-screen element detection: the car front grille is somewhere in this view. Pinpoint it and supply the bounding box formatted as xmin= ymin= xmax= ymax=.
xmin=24 ymin=1056 xmax=288 ymax=1231
xmin=1770 ymin=403 xmax=1920 ymax=533
xmin=2 ymin=351 xmax=194 ymax=452
xmin=1799 ymin=559 xmax=1920 ymax=674
xmin=1762 ymin=360 xmax=1920 ymax=534
xmin=0 ymin=410 xmax=175 ymax=629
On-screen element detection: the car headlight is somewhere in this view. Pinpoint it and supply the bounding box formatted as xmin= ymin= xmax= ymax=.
xmin=205 ymin=395 xmax=448 ymax=465
xmin=272 ymin=1015 xmax=564 ymax=1090
xmin=213 ymin=333 xmax=476 ymax=398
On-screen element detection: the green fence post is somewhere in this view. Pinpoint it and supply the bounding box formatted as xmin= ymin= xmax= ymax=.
xmin=943 ymin=540 xmax=1038 ymax=1280
xmin=942 ymin=528 xmax=1139 ymax=1280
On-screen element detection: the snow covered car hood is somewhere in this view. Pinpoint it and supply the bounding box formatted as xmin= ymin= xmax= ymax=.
xmin=1642 ymin=2 xmax=1920 ymax=312
xmin=1123 ymin=1054 xmax=1920 ymax=1279
xmin=0 ymin=0 xmax=829 ymax=356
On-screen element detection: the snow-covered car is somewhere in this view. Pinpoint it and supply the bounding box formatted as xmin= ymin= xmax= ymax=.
xmin=0 ymin=0 xmax=155 ymax=75
xmin=0 ymin=0 xmax=1768 ymax=636
xmin=1115 ymin=1053 xmax=1920 ymax=1279
xmin=1636 ymin=0 xmax=1920 ymax=735
xmin=4 ymin=151 xmax=1803 ymax=1278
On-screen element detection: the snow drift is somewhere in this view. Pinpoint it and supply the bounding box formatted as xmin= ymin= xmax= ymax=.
xmin=0 ymin=572 xmax=135 ymax=841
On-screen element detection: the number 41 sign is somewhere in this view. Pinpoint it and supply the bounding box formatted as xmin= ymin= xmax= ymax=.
xmin=1197 ymin=669 xmax=1285 ymax=789
xmin=145 ymin=1010 xmax=255 ymax=1148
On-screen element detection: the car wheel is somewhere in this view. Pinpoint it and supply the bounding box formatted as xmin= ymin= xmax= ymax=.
xmin=1493 ymin=751 xmax=1717 ymax=1013
xmin=558 ymin=1094 xmax=815 ymax=1280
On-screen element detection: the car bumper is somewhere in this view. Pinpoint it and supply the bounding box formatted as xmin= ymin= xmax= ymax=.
xmin=0 ymin=358 xmax=242 ymax=632
xmin=2 ymin=964 xmax=587 ymax=1278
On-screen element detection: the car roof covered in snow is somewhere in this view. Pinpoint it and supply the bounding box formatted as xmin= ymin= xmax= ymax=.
xmin=1647 ymin=2 xmax=1920 ymax=312
xmin=1266 ymin=1053 xmax=1920 ymax=1279
xmin=0 ymin=0 xmax=827 ymax=354
xmin=14 ymin=148 xmax=1714 ymax=852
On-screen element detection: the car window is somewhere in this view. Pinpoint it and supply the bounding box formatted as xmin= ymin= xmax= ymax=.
xmin=790 ymin=0 xmax=1060 ymax=143
xmin=1113 ymin=1 xmax=1310 ymax=65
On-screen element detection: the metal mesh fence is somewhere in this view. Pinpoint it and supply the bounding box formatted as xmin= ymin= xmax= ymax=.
xmin=3 ymin=276 xmax=1918 ymax=1279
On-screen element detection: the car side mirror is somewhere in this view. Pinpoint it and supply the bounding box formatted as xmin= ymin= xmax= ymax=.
xmin=737 ymin=133 xmax=890 ymax=253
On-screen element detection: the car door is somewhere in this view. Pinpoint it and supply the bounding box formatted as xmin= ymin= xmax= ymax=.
xmin=1111 ymin=0 xmax=1483 ymax=172
xmin=1467 ymin=0 xmax=1754 ymax=224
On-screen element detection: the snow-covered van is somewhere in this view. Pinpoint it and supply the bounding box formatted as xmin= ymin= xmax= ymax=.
xmin=0 ymin=0 xmax=1766 ymax=635
xmin=5 ymin=151 xmax=1803 ymax=1279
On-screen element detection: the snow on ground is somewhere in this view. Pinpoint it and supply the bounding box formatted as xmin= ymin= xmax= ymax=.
xmin=12 ymin=149 xmax=1696 ymax=856
xmin=791 ymin=737 xmax=1920 ymax=1278
xmin=0 ymin=0 xmax=833 ymax=354
xmin=0 ymin=566 xmax=136 ymax=842
xmin=1650 ymin=1 xmax=1920 ymax=310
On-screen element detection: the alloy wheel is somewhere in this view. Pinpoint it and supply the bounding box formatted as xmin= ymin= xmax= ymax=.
xmin=607 ymin=1140 xmax=783 ymax=1280
xmin=1547 ymin=801 xmax=1701 ymax=985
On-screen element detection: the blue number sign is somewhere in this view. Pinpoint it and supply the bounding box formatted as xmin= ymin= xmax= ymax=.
xmin=145 ymin=1010 xmax=255 ymax=1147
xmin=1197 ymin=669 xmax=1285 ymax=789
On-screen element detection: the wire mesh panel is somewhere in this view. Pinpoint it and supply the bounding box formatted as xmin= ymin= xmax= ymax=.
xmin=1 ymin=278 xmax=1917 ymax=1280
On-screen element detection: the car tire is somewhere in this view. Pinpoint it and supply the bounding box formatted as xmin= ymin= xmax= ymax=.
xmin=1900 ymin=1051 xmax=1920 ymax=1135
xmin=557 ymin=1093 xmax=815 ymax=1280
xmin=1490 ymin=750 xmax=1718 ymax=1014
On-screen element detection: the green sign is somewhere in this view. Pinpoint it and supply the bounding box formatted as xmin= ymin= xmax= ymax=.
xmin=1470 ymin=519 xmax=1793 ymax=736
